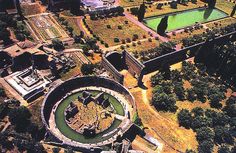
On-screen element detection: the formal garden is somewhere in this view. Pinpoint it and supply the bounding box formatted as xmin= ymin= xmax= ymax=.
xmin=27 ymin=14 xmax=69 ymax=42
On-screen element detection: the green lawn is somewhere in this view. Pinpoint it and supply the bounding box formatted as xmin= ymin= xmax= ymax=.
xmin=144 ymin=8 xmax=228 ymax=31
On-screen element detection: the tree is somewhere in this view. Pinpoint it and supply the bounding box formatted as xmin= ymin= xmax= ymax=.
xmin=157 ymin=3 xmax=163 ymax=9
xmin=15 ymin=0 xmax=23 ymax=19
xmin=159 ymin=63 xmax=171 ymax=79
xmin=207 ymin=0 xmax=216 ymax=9
xmin=52 ymin=39 xmax=64 ymax=51
xmin=152 ymin=92 xmax=177 ymax=112
xmin=178 ymin=109 xmax=192 ymax=129
xmin=52 ymin=147 xmax=60 ymax=153
xmin=230 ymin=4 xmax=236 ymax=17
xmin=223 ymin=96 xmax=236 ymax=117
xmin=133 ymin=112 xmax=142 ymax=127
xmin=191 ymin=116 xmax=212 ymax=131
xmin=218 ymin=144 xmax=231 ymax=153
xmin=208 ymin=88 xmax=225 ymax=108
xmin=8 ymin=106 xmax=32 ymax=132
xmin=170 ymin=1 xmax=177 ymax=9
xmin=191 ymin=107 xmax=204 ymax=117
xmin=138 ymin=3 xmax=145 ymax=22
xmin=0 ymin=88 xmax=6 ymax=97
xmin=151 ymin=72 xmax=164 ymax=86
xmin=196 ymin=127 xmax=215 ymax=142
xmin=157 ymin=16 xmax=168 ymax=36
xmin=0 ymin=28 xmax=11 ymax=43
xmin=171 ymin=69 xmax=182 ymax=82
xmin=198 ymin=140 xmax=214 ymax=153
xmin=187 ymin=88 xmax=197 ymax=102
xmin=68 ymin=0 xmax=80 ymax=15
xmin=173 ymin=82 xmax=185 ymax=100
xmin=81 ymin=64 xmax=95 ymax=75
xmin=185 ymin=149 xmax=196 ymax=153
xmin=214 ymin=126 xmax=234 ymax=144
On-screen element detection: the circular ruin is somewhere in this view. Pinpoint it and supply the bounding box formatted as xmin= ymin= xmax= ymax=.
xmin=41 ymin=76 xmax=136 ymax=150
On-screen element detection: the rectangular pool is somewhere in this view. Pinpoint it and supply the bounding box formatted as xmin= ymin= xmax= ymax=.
xmin=143 ymin=8 xmax=228 ymax=32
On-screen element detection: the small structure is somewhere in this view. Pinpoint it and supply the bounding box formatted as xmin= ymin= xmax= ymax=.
xmin=95 ymin=92 xmax=110 ymax=108
xmin=78 ymin=91 xmax=93 ymax=105
xmin=4 ymin=67 xmax=51 ymax=101
xmin=65 ymin=101 xmax=79 ymax=121
xmin=83 ymin=125 xmax=96 ymax=137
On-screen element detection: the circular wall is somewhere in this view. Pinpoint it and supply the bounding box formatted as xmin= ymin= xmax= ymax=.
xmin=41 ymin=76 xmax=136 ymax=150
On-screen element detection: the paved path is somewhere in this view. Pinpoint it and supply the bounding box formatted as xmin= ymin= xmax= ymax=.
xmin=1 ymin=122 xmax=11 ymax=133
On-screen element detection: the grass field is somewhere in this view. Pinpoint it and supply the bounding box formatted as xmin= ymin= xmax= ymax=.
xmin=66 ymin=18 xmax=81 ymax=36
xmin=216 ymin=0 xmax=236 ymax=17
xmin=117 ymin=39 xmax=160 ymax=52
xmin=119 ymin=0 xmax=143 ymax=7
xmin=21 ymin=2 xmax=45 ymax=16
xmin=85 ymin=16 xmax=149 ymax=46
xmin=206 ymin=17 xmax=236 ymax=29
xmin=169 ymin=28 xmax=206 ymax=44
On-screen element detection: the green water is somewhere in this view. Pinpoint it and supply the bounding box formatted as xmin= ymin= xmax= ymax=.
xmin=55 ymin=90 xmax=125 ymax=143
xmin=144 ymin=8 xmax=228 ymax=31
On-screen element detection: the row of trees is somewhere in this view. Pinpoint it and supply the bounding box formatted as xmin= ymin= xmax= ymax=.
xmin=89 ymin=6 xmax=124 ymax=20
xmin=138 ymin=41 xmax=176 ymax=61
xmin=182 ymin=23 xmax=236 ymax=47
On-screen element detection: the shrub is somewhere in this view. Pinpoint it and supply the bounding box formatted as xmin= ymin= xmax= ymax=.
xmin=157 ymin=3 xmax=163 ymax=9
xmin=132 ymin=42 xmax=136 ymax=46
xmin=120 ymin=45 xmax=125 ymax=50
xmin=118 ymin=25 xmax=122 ymax=29
xmin=81 ymin=64 xmax=95 ymax=75
xmin=148 ymin=38 xmax=152 ymax=42
xmin=114 ymin=37 xmax=120 ymax=43
xmin=106 ymin=25 xmax=111 ymax=29
xmin=124 ymin=20 xmax=129 ymax=24
xmin=133 ymin=34 xmax=139 ymax=40
xmin=121 ymin=39 xmax=126 ymax=44
xmin=126 ymin=38 xmax=131 ymax=43
xmin=130 ymin=7 xmax=139 ymax=16
xmin=105 ymin=43 xmax=109 ymax=48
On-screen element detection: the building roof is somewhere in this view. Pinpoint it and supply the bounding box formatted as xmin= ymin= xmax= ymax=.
xmin=4 ymin=40 xmax=45 ymax=57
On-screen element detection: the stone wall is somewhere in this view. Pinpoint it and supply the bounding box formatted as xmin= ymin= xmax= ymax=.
xmin=102 ymin=51 xmax=145 ymax=84
xmin=123 ymin=51 xmax=144 ymax=78
xmin=101 ymin=53 xmax=124 ymax=84
xmin=142 ymin=30 xmax=236 ymax=74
